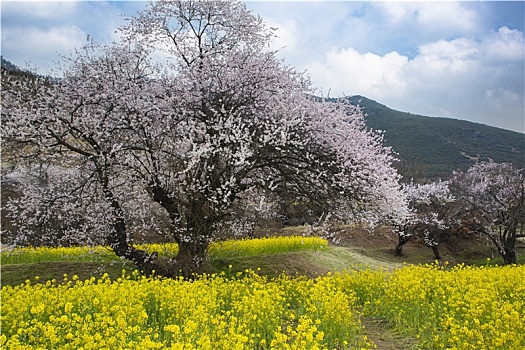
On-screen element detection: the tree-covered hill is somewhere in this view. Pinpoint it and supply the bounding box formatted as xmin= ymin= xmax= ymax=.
xmin=1 ymin=56 xmax=34 ymax=78
xmin=347 ymin=95 xmax=525 ymax=181
xmin=1 ymin=56 xmax=19 ymax=71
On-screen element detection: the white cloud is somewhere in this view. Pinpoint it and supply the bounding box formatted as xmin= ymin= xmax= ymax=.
xmin=483 ymin=26 xmax=524 ymax=62
xmin=377 ymin=2 xmax=479 ymax=35
xmin=307 ymin=48 xmax=408 ymax=99
xmin=2 ymin=25 xmax=86 ymax=72
xmin=266 ymin=19 xmax=299 ymax=54
xmin=29 ymin=26 xmax=85 ymax=52
xmin=389 ymin=27 xmax=523 ymax=131
xmin=302 ymin=24 xmax=524 ymax=132
xmin=253 ymin=2 xmax=365 ymax=68
xmin=414 ymin=38 xmax=479 ymax=72
xmin=485 ymin=89 xmax=522 ymax=105
xmin=414 ymin=2 xmax=478 ymax=34
xmin=378 ymin=2 xmax=409 ymax=26
xmin=1 ymin=1 xmax=78 ymax=20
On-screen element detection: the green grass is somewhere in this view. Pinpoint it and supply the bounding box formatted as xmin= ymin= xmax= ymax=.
xmin=468 ymin=255 xmax=525 ymax=267
xmin=0 ymin=236 xmax=328 ymax=286
xmin=1 ymin=232 xmax=522 ymax=287
xmin=0 ymin=248 xmax=348 ymax=287
xmin=209 ymin=247 xmax=375 ymax=278
xmin=0 ymin=245 xmax=399 ymax=287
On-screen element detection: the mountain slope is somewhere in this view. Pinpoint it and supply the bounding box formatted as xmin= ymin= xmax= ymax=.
xmin=347 ymin=96 xmax=525 ymax=181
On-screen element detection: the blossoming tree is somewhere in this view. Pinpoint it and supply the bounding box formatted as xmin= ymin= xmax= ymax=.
xmin=450 ymin=162 xmax=525 ymax=264
xmin=395 ymin=181 xmax=459 ymax=259
xmin=2 ymin=0 xmax=407 ymax=277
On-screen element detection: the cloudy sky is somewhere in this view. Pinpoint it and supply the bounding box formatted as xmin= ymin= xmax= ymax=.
xmin=1 ymin=1 xmax=524 ymax=133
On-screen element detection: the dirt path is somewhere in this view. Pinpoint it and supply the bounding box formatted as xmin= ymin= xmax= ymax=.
xmin=337 ymin=246 xmax=403 ymax=270
xmin=310 ymin=245 xmax=403 ymax=272
xmin=361 ymin=317 xmax=418 ymax=350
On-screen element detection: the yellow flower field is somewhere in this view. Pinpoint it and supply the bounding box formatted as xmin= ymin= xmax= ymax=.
xmin=1 ymin=238 xmax=524 ymax=349
xmin=1 ymin=270 xmax=371 ymax=350
xmin=0 ymin=236 xmax=328 ymax=264
xmin=366 ymin=263 xmax=525 ymax=350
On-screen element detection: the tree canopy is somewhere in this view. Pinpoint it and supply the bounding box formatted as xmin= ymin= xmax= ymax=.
xmin=2 ymin=0 xmax=407 ymax=277
xmin=450 ymin=162 xmax=525 ymax=264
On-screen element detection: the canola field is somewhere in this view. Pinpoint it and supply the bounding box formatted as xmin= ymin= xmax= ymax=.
xmin=1 ymin=237 xmax=524 ymax=350
xmin=1 ymin=236 xmax=329 ymax=264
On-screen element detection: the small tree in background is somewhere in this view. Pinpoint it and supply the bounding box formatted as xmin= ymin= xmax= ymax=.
xmin=396 ymin=181 xmax=460 ymax=259
xmin=2 ymin=0 xmax=407 ymax=277
xmin=451 ymin=162 xmax=525 ymax=264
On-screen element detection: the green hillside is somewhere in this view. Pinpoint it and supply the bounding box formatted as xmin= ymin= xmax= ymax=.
xmin=347 ymin=96 xmax=525 ymax=181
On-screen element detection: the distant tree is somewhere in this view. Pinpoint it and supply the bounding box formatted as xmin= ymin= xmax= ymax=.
xmin=395 ymin=181 xmax=460 ymax=259
xmin=1 ymin=0 xmax=406 ymax=277
xmin=2 ymin=164 xmax=168 ymax=249
xmin=450 ymin=162 xmax=525 ymax=264
xmin=395 ymin=159 xmax=426 ymax=183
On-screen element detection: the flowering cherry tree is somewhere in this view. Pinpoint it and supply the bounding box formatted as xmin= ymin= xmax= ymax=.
xmin=3 ymin=165 xmax=111 ymax=247
xmin=2 ymin=0 xmax=406 ymax=277
xmin=451 ymin=162 xmax=525 ymax=264
xmin=396 ymin=181 xmax=459 ymax=259
xmin=1 ymin=42 xmax=168 ymax=273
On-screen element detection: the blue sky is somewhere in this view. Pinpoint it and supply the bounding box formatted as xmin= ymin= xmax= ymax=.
xmin=1 ymin=1 xmax=524 ymax=133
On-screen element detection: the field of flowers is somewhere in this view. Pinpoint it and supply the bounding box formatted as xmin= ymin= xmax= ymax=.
xmin=1 ymin=238 xmax=524 ymax=349
xmin=1 ymin=236 xmax=328 ymax=264
xmin=366 ymin=263 xmax=525 ymax=350
xmin=1 ymin=270 xmax=372 ymax=350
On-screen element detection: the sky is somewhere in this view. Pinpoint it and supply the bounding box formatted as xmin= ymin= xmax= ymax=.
xmin=1 ymin=1 xmax=524 ymax=133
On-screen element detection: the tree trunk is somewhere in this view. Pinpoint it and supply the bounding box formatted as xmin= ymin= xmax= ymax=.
xmin=395 ymin=234 xmax=411 ymax=256
xmin=499 ymin=225 xmax=517 ymax=265
xmin=104 ymin=190 xmax=158 ymax=276
xmin=172 ymin=238 xmax=210 ymax=279
xmin=468 ymin=223 xmax=518 ymax=265
xmin=501 ymin=248 xmax=517 ymax=265
xmin=107 ymin=226 xmax=158 ymax=276
xmin=148 ymin=185 xmax=214 ymax=278
xmin=500 ymin=229 xmax=517 ymax=265
xmin=431 ymin=245 xmax=441 ymax=260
